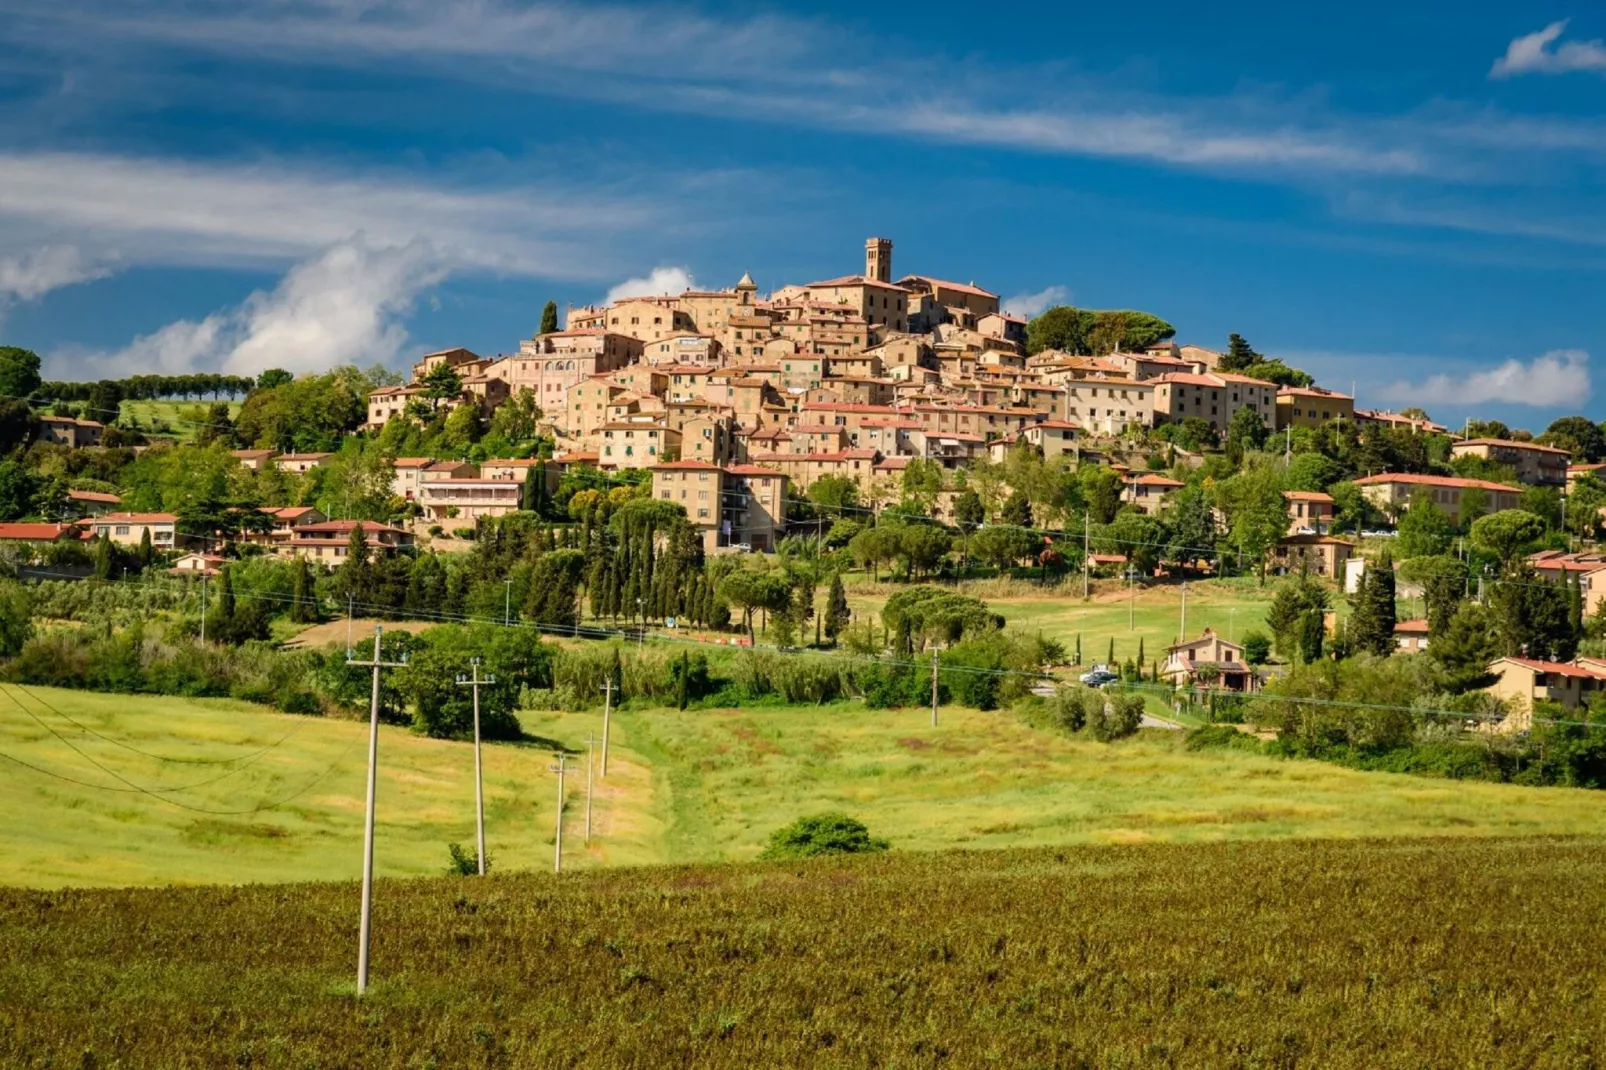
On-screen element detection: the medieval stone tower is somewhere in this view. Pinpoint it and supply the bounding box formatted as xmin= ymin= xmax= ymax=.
xmin=865 ymin=236 xmax=892 ymax=283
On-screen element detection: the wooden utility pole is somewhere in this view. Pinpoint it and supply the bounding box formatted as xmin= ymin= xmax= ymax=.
xmin=550 ymin=753 xmax=568 ymax=873
xmin=1179 ymin=581 xmax=1188 ymax=642
xmin=1082 ymin=513 xmax=1090 ymax=601
xmin=930 ymin=647 xmax=939 ymax=728
xmin=584 ymin=733 xmax=595 ymax=845
xmin=200 ymin=572 xmax=208 ymax=644
xmin=600 ymin=680 xmax=614 ymax=777
xmin=455 ymin=658 xmax=495 ymax=877
xmin=347 ymin=626 xmax=407 ymax=996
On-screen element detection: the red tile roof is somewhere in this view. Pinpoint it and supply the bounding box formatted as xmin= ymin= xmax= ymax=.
xmin=0 ymin=523 xmax=74 ymax=541
xmin=653 ymin=460 xmax=723 ymax=471
xmin=1499 ymin=658 xmax=1606 ymax=679
xmin=1453 ymin=438 xmax=1569 ymax=454
xmin=1351 ymin=473 xmax=1517 ymax=493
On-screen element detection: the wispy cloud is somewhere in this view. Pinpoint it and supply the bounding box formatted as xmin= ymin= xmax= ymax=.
xmin=11 ymin=0 xmax=1594 ymax=186
xmin=605 ymin=266 xmax=696 ymax=304
xmin=0 ymin=150 xmax=660 ymax=278
xmin=53 ymin=235 xmax=444 ymax=378
xmin=0 ymin=245 xmax=110 ymax=320
xmin=1001 ymin=285 xmax=1069 ymax=318
xmin=1491 ymin=20 xmax=1606 ymax=78
xmin=1376 ymin=349 xmax=1592 ymax=408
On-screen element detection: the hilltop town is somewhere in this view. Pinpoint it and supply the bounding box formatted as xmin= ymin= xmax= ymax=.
xmin=2 ymin=235 xmax=1606 ymax=728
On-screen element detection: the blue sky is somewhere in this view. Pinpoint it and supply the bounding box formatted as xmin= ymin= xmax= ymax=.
xmin=1 ymin=1 xmax=1604 ymax=429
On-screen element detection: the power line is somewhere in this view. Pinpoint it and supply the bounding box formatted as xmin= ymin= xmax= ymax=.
xmin=0 ymin=687 xmax=358 ymax=812
xmin=5 ymin=681 xmax=309 ymax=766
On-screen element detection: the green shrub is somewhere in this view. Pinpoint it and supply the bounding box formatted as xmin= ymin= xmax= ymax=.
xmin=445 ymin=842 xmax=489 ymax=876
xmin=1088 ymin=691 xmax=1144 ymax=742
xmin=759 ymin=813 xmax=889 ymax=860
xmin=1184 ymin=724 xmax=1262 ymax=753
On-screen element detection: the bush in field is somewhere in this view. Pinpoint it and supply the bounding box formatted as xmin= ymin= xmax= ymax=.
xmin=759 ymin=813 xmax=889 ymax=860
xmin=1048 ymin=685 xmax=1088 ymax=733
xmin=1088 ymin=690 xmax=1145 ymax=742
xmin=445 ymin=843 xmax=489 ymax=876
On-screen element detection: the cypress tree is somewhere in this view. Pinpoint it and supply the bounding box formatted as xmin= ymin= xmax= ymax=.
xmin=1107 ymin=637 xmax=1115 ymax=666
xmin=93 ymin=534 xmax=113 ymax=581
xmin=136 ymin=528 xmax=154 ymax=570
xmin=1568 ymin=571 xmax=1584 ymax=643
xmin=1348 ymin=547 xmax=1396 ymax=657
xmin=218 ymin=566 xmax=236 ymax=621
xmin=540 ymin=300 xmax=559 ymax=335
xmin=1136 ymin=636 xmax=1145 ymax=665
xmin=824 ymin=573 xmax=851 ymax=644
xmin=291 ymin=556 xmax=313 ymax=623
xmin=1075 ymin=633 xmax=1082 ymax=666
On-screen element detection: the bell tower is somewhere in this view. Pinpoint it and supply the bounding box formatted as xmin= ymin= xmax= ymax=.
xmin=865 ymin=236 xmax=892 ymax=283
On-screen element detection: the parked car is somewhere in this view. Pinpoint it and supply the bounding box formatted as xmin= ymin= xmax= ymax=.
xmin=1078 ymin=666 xmax=1120 ymax=688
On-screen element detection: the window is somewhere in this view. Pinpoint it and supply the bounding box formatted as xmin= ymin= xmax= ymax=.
xmin=116 ymin=526 xmax=130 ymax=536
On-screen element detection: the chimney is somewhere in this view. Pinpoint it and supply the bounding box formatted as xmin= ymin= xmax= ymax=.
xmin=865 ymin=237 xmax=892 ymax=283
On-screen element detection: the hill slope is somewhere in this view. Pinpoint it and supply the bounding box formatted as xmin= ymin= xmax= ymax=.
xmin=6 ymin=684 xmax=1606 ymax=889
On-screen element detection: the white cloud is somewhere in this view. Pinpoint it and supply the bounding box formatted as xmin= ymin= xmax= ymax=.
xmin=225 ymin=238 xmax=445 ymax=375
xmin=8 ymin=1 xmax=1556 ymax=184
xmin=58 ymin=236 xmax=444 ymax=378
xmin=1002 ymin=285 xmax=1069 ymax=319
xmin=1377 ymin=349 xmax=1592 ymax=408
xmin=605 ymin=266 xmax=695 ymax=303
xmin=0 ymin=150 xmax=657 ymax=278
xmin=1491 ymin=20 xmax=1606 ymax=78
xmin=0 ymin=245 xmax=109 ymax=303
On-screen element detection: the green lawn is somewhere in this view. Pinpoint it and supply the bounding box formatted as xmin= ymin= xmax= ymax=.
xmin=841 ymin=574 xmax=1278 ymax=666
xmin=118 ymin=399 xmax=241 ymax=441
xmin=8 ymin=683 xmax=1605 ymax=889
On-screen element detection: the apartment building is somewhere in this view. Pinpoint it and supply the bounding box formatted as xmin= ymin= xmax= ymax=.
xmin=288 ymin=519 xmax=416 ymax=561
xmin=1150 ymin=373 xmax=1277 ymax=434
xmin=273 ymin=453 xmax=331 ymax=475
xmin=487 ymin=330 xmax=642 ymax=412
xmin=603 ymin=297 xmax=697 ymax=342
xmin=1284 ymin=491 xmax=1334 ymax=535
xmin=1351 ymin=473 xmax=1521 ymax=524
xmin=651 ymin=460 xmax=788 ymax=552
xmin=365 ymin=385 xmax=424 ymax=429
xmin=410 ymin=347 xmax=484 ymax=381
xmin=81 ymin=512 xmax=178 ymax=550
xmin=1449 ymin=438 xmax=1568 ymax=487
xmin=1062 ymin=377 xmax=1155 ymax=434
xmin=417 ymin=478 xmax=524 ymax=521
xmin=1275 ymin=386 xmax=1354 ymax=430
xmin=599 ymin=423 xmax=678 ymax=469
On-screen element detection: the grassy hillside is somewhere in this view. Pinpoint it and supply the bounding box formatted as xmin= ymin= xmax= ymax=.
xmin=117 ymin=398 xmax=241 ymax=441
xmin=6 ymin=684 xmax=1605 ymax=889
xmin=841 ymin=575 xmax=1277 ymax=665
xmin=4 ymin=836 xmax=1603 ymax=1067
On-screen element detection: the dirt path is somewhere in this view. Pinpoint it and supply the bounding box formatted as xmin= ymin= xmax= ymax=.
xmin=281 ymin=618 xmax=434 ymax=650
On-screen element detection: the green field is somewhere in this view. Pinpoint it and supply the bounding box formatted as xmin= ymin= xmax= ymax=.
xmin=842 ymin=575 xmax=1276 ymax=666
xmin=6 ymin=684 xmax=1605 ymax=890
xmin=117 ymin=398 xmax=241 ymax=441
xmin=4 ymin=836 xmax=1604 ymax=1066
